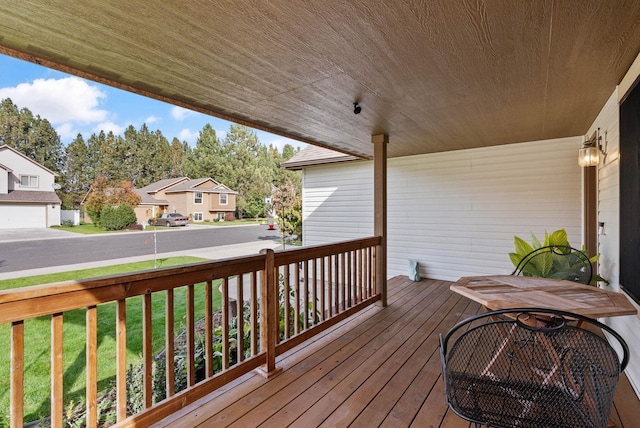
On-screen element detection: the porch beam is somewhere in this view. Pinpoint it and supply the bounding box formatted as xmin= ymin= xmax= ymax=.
xmin=373 ymin=134 xmax=388 ymax=307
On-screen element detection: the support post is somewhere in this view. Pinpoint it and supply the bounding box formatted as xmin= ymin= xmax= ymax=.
xmin=257 ymin=248 xmax=282 ymax=377
xmin=373 ymin=134 xmax=388 ymax=307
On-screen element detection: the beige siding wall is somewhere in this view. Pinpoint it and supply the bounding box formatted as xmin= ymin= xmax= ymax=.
xmin=591 ymin=88 xmax=640 ymax=396
xmin=303 ymin=137 xmax=582 ymax=282
xmin=209 ymin=193 xmax=236 ymax=211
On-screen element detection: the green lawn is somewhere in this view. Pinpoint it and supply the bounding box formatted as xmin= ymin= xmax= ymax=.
xmin=51 ymin=222 xmax=116 ymax=234
xmin=51 ymin=219 xmax=266 ymax=235
xmin=0 ymin=257 xmax=222 ymax=424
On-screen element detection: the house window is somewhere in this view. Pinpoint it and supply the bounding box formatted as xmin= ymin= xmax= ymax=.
xmin=20 ymin=175 xmax=38 ymax=188
xmin=194 ymin=192 xmax=203 ymax=204
xmin=219 ymin=193 xmax=228 ymax=205
xmin=193 ymin=212 xmax=203 ymax=222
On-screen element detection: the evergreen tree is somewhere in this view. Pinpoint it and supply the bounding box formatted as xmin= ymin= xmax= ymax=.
xmin=189 ymin=124 xmax=224 ymax=179
xmin=168 ymin=138 xmax=186 ymax=177
xmin=0 ymin=98 xmax=65 ymax=173
xmin=63 ymin=134 xmax=92 ymax=208
xmin=223 ymin=124 xmax=273 ymax=217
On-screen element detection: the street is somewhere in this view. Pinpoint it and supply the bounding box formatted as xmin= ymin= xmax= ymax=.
xmin=0 ymin=225 xmax=281 ymax=273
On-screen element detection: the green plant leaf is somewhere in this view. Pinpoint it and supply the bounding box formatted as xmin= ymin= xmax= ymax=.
xmin=514 ymin=236 xmax=533 ymax=257
xmin=548 ymin=229 xmax=569 ymax=246
xmin=534 ymin=252 xmax=554 ymax=276
xmin=531 ymin=233 xmax=542 ymax=249
xmin=509 ymin=252 xmax=522 ymax=268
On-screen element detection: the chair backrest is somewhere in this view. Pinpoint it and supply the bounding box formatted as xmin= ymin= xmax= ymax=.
xmin=440 ymin=308 xmax=629 ymax=428
xmin=511 ymin=245 xmax=593 ymax=285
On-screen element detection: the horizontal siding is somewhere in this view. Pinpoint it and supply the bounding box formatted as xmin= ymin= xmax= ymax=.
xmin=303 ymin=137 xmax=582 ymax=282
xmin=592 ymin=89 xmax=640 ymax=398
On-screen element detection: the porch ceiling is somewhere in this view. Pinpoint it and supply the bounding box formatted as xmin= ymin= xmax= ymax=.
xmin=1 ymin=1 xmax=640 ymax=159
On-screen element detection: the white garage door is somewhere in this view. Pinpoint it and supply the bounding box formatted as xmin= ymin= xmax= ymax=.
xmin=0 ymin=205 xmax=46 ymax=229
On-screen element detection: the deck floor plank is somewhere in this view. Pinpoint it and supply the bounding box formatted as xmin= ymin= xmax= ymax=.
xmin=232 ymin=281 xmax=452 ymax=427
xmin=150 ymin=276 xmax=638 ymax=428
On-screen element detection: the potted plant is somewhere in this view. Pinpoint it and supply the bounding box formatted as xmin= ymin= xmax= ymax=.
xmin=509 ymin=229 xmax=608 ymax=285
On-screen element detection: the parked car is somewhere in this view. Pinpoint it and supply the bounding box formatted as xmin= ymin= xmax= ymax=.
xmin=148 ymin=213 xmax=189 ymax=227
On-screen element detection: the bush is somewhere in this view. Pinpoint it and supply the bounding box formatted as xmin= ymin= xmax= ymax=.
xmin=100 ymin=205 xmax=138 ymax=231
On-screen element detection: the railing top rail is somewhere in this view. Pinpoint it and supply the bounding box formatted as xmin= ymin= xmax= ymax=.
xmin=0 ymin=254 xmax=265 ymax=324
xmin=272 ymin=236 xmax=380 ymax=266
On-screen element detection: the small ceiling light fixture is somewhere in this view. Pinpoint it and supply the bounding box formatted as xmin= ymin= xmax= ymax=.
xmin=578 ymin=128 xmax=606 ymax=167
xmin=353 ymin=102 xmax=361 ymax=115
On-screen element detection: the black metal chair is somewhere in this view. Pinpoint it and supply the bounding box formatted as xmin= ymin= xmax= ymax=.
xmin=440 ymin=308 xmax=629 ymax=428
xmin=511 ymin=245 xmax=593 ymax=285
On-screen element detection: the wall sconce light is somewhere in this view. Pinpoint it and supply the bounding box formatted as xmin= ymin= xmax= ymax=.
xmin=578 ymin=128 xmax=605 ymax=167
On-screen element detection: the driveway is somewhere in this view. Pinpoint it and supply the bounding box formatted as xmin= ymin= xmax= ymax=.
xmin=0 ymin=227 xmax=80 ymax=243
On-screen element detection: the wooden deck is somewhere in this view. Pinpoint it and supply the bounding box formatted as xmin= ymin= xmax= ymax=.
xmin=152 ymin=276 xmax=639 ymax=428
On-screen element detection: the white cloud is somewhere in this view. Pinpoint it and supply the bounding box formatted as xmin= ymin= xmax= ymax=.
xmin=0 ymin=76 xmax=108 ymax=124
xmin=178 ymin=128 xmax=199 ymax=144
xmin=56 ymin=123 xmax=79 ymax=141
xmin=95 ymin=121 xmax=124 ymax=135
xmin=171 ymin=106 xmax=198 ymax=120
xmin=145 ymin=115 xmax=160 ymax=124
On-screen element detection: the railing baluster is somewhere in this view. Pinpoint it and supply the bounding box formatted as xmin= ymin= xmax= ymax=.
xmin=222 ymin=277 xmax=229 ymax=370
xmin=341 ymin=252 xmax=346 ymax=310
xmin=284 ymin=264 xmax=291 ymax=339
xmin=205 ymin=281 xmax=213 ymax=378
xmin=51 ymin=313 xmax=63 ymax=428
xmin=186 ymin=284 xmax=195 ymax=386
xmin=10 ymin=320 xmax=24 ymax=428
xmin=237 ymin=274 xmax=245 ymax=362
xmin=312 ymin=258 xmax=318 ymax=324
xmin=165 ymin=289 xmax=175 ymax=397
xmin=359 ymin=249 xmax=364 ymax=303
xmin=116 ymin=300 xmax=127 ymax=421
xmin=327 ymin=255 xmax=333 ymax=318
xmin=366 ymin=247 xmax=371 ymax=298
xmin=303 ymin=260 xmax=309 ymax=330
xmin=350 ymin=250 xmax=355 ymax=305
xmin=320 ymin=257 xmax=326 ymax=321
xmin=372 ymin=245 xmax=378 ymax=295
xmin=294 ymin=263 xmax=300 ymax=335
xmin=251 ymin=271 xmax=258 ymax=354
xmin=143 ymin=294 xmax=152 ymax=408
xmin=86 ymin=305 xmax=98 ymax=426
xmin=334 ymin=254 xmax=342 ymax=314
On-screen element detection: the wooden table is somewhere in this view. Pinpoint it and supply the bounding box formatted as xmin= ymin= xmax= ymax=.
xmin=451 ymin=275 xmax=637 ymax=318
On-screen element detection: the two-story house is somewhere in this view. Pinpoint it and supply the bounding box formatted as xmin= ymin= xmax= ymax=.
xmin=134 ymin=177 xmax=238 ymax=223
xmin=0 ymin=145 xmax=61 ymax=229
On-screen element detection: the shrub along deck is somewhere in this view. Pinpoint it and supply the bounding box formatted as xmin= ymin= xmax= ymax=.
xmin=152 ymin=277 xmax=638 ymax=427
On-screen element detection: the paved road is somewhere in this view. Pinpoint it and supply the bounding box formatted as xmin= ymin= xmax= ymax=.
xmin=0 ymin=225 xmax=282 ymax=273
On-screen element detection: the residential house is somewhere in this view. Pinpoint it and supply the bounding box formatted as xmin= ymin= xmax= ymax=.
xmin=0 ymin=145 xmax=61 ymax=229
xmin=135 ymin=177 xmax=238 ymax=223
xmin=2 ymin=3 xmax=640 ymax=427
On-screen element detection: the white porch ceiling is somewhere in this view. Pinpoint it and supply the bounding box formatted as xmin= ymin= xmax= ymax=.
xmin=1 ymin=1 xmax=640 ymax=159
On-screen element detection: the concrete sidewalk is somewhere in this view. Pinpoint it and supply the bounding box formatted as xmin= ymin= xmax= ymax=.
xmin=0 ymin=240 xmax=282 ymax=281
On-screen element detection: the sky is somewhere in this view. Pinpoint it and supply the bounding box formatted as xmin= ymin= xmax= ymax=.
xmin=0 ymin=54 xmax=306 ymax=151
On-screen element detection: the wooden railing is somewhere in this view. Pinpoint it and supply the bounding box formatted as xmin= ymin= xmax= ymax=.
xmin=0 ymin=236 xmax=381 ymax=427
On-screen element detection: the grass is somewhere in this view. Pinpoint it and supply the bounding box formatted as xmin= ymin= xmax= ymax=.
xmin=0 ymin=256 xmax=223 ymax=424
xmin=53 ymin=218 xmax=266 ymax=235
xmin=51 ymin=223 xmax=113 ymax=234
